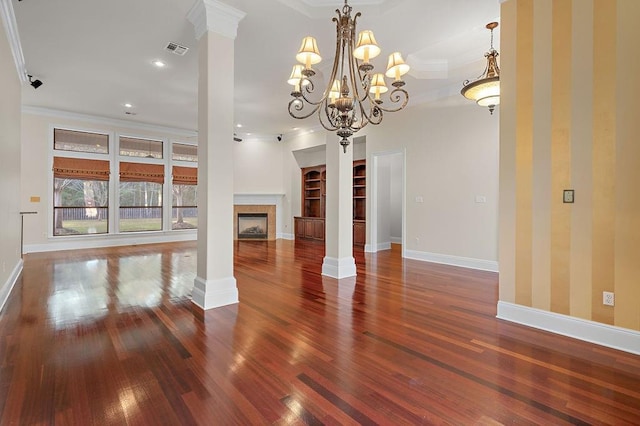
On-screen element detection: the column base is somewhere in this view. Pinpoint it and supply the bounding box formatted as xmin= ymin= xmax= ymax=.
xmin=321 ymin=256 xmax=357 ymax=279
xmin=192 ymin=275 xmax=239 ymax=310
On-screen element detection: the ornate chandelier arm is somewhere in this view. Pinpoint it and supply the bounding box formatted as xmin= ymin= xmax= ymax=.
xmin=376 ymin=87 xmax=409 ymax=113
xmin=348 ymin=63 xmax=382 ymax=127
xmin=288 ymin=98 xmax=321 ymax=120
xmin=355 ymin=99 xmax=382 ymax=127
xmin=298 ymin=78 xmax=332 ymax=107
xmin=317 ymin=106 xmax=341 ymax=132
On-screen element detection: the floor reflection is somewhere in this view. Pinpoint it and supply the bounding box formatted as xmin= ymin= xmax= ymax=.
xmin=46 ymin=246 xmax=196 ymax=330
xmin=117 ymin=254 xmax=163 ymax=309
xmin=49 ymin=259 xmax=109 ymax=329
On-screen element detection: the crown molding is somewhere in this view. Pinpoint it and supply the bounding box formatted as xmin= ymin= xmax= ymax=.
xmin=22 ymin=106 xmax=198 ymax=138
xmin=187 ymin=0 xmax=246 ymax=40
xmin=0 ymin=0 xmax=27 ymax=83
xmin=275 ymin=0 xmax=395 ymax=19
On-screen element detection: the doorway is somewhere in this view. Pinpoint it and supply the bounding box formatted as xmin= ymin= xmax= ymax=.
xmin=369 ymin=150 xmax=404 ymax=254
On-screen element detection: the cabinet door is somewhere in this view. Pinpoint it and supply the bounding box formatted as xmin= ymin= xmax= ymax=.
xmin=353 ymin=221 xmax=365 ymax=246
xmin=313 ymin=219 xmax=325 ymax=240
xmin=294 ymin=218 xmax=305 ymax=238
xmin=304 ymin=219 xmax=315 ymax=238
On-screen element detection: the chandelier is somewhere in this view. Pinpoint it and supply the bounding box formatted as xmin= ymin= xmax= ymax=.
xmin=461 ymin=22 xmax=500 ymax=114
xmin=287 ymin=0 xmax=410 ymax=153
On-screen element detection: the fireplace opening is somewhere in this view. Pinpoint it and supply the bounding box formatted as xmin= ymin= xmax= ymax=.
xmin=237 ymin=213 xmax=268 ymax=239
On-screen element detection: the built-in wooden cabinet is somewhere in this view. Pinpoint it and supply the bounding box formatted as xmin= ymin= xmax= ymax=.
xmin=353 ymin=220 xmax=366 ymax=246
xmin=301 ymin=166 xmax=325 ymax=218
xmin=352 ymin=160 xmax=366 ymax=246
xmin=295 ymin=165 xmax=326 ymax=241
xmin=294 ymin=161 xmax=365 ymax=245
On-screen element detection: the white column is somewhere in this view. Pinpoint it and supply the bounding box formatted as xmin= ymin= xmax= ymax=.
xmin=187 ymin=0 xmax=245 ymax=310
xmin=322 ymin=135 xmax=356 ymax=278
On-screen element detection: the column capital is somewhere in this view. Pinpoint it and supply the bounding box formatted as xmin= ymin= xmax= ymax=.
xmin=187 ymin=0 xmax=246 ymax=40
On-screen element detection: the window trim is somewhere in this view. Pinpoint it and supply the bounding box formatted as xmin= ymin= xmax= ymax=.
xmin=49 ymin=126 xmax=199 ymax=238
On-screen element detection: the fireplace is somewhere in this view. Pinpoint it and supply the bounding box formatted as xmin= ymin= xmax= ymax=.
xmin=237 ymin=213 xmax=268 ymax=239
xmin=233 ymin=204 xmax=276 ymax=240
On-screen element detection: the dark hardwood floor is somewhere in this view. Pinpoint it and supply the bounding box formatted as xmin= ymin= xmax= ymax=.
xmin=1 ymin=240 xmax=639 ymax=425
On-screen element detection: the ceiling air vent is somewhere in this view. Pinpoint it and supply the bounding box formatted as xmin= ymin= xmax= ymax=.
xmin=165 ymin=42 xmax=189 ymax=56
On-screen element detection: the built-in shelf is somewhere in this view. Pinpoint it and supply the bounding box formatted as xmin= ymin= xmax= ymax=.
xmin=352 ymin=160 xmax=366 ymax=245
xmin=295 ymin=160 xmax=366 ymax=245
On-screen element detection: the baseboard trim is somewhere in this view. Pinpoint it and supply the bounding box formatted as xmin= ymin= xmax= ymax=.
xmin=377 ymin=242 xmax=391 ymax=251
xmin=390 ymin=236 xmax=402 ymax=244
xmin=497 ymin=301 xmax=640 ymax=356
xmin=279 ymin=233 xmax=295 ymax=240
xmin=364 ymin=242 xmax=392 ymax=253
xmin=0 ymin=259 xmax=23 ymax=314
xmin=404 ymin=249 xmax=498 ymax=272
xmin=322 ymin=256 xmax=357 ymax=279
xmin=24 ymin=230 xmax=197 ymax=253
xmin=192 ymin=276 xmax=239 ymax=310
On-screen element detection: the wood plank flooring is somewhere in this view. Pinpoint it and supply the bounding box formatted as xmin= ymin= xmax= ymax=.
xmin=1 ymin=240 xmax=639 ymax=425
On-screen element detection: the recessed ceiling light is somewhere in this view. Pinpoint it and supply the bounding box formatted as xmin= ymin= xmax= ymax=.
xmin=124 ymin=103 xmax=133 ymax=108
xmin=236 ymin=124 xmax=242 ymax=128
xmin=152 ymin=60 xmax=166 ymax=68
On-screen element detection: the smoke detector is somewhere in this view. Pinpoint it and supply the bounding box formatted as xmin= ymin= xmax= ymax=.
xmin=165 ymin=42 xmax=189 ymax=56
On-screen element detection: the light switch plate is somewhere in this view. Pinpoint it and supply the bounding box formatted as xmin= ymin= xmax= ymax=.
xmin=563 ymin=189 xmax=574 ymax=203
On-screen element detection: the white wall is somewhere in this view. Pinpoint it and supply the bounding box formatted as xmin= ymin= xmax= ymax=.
xmin=233 ymin=137 xmax=284 ymax=194
xmin=364 ymin=101 xmax=499 ymax=268
xmin=0 ymin=14 xmax=23 ymax=311
xmin=283 ymin=100 xmax=499 ymax=270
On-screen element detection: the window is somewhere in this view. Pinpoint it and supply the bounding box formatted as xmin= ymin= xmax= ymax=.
xmin=53 ymin=157 xmax=109 ymax=235
xmin=52 ymin=129 xmax=199 ymax=236
xmin=119 ymin=136 xmax=163 ymax=159
xmin=172 ymin=166 xmax=197 ymax=230
xmin=172 ymin=143 xmax=197 ymax=162
xmin=54 ymin=129 xmax=109 ymax=154
xmin=119 ymin=162 xmax=164 ymax=232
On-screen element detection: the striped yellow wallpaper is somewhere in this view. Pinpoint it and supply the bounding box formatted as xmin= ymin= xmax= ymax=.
xmin=500 ymin=0 xmax=640 ymax=332
xmin=514 ymin=0 xmax=534 ymax=307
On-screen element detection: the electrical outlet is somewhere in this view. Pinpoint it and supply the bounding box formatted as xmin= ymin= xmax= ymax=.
xmin=603 ymin=291 xmax=615 ymax=306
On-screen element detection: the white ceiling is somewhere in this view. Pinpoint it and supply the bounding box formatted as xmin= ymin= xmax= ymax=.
xmin=12 ymin=0 xmax=500 ymax=139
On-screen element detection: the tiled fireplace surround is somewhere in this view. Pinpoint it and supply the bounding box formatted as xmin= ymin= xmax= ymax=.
xmin=233 ymin=194 xmax=285 ymax=241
